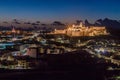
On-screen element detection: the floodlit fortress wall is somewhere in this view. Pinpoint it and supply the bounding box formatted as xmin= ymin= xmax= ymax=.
xmin=53 ymin=22 xmax=108 ymax=37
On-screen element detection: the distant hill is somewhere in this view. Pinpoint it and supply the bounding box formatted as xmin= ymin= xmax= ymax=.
xmin=94 ymin=18 xmax=120 ymax=36
xmin=84 ymin=18 xmax=120 ymax=36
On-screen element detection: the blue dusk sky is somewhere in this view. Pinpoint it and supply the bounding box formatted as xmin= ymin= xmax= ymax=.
xmin=0 ymin=0 xmax=120 ymax=23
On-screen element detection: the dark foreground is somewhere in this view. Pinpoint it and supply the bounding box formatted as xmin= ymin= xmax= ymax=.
xmin=0 ymin=66 xmax=105 ymax=80
xmin=0 ymin=50 xmax=114 ymax=80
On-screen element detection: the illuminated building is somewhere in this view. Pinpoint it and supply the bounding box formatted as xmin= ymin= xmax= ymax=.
xmin=53 ymin=22 xmax=109 ymax=37
xmin=12 ymin=27 xmax=16 ymax=33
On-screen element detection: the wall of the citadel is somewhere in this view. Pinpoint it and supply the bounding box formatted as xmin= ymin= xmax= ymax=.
xmin=52 ymin=24 xmax=108 ymax=37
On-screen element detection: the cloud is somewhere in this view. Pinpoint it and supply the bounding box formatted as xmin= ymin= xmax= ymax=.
xmin=36 ymin=21 xmax=40 ymax=23
xmin=12 ymin=19 xmax=21 ymax=24
xmin=52 ymin=21 xmax=65 ymax=25
xmin=24 ymin=22 xmax=31 ymax=24
xmin=3 ymin=21 xmax=8 ymax=24
xmin=31 ymin=23 xmax=39 ymax=25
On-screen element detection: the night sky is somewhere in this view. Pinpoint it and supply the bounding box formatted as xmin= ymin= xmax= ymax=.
xmin=0 ymin=0 xmax=120 ymax=23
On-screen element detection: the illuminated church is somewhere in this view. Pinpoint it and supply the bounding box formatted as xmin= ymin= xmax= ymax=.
xmin=53 ymin=21 xmax=108 ymax=37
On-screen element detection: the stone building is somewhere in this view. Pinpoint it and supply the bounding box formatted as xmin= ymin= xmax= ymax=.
xmin=53 ymin=22 xmax=108 ymax=37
